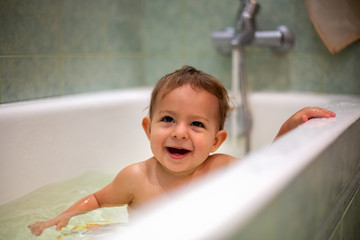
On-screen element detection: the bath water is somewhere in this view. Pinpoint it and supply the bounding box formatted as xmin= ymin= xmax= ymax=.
xmin=0 ymin=139 xmax=246 ymax=240
xmin=0 ymin=172 xmax=128 ymax=240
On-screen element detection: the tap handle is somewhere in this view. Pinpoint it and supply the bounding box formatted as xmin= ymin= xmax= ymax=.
xmin=241 ymin=0 xmax=258 ymax=19
xmin=235 ymin=0 xmax=259 ymax=30
xmin=232 ymin=0 xmax=259 ymax=45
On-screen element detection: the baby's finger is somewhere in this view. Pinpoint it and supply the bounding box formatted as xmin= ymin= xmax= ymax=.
xmin=56 ymin=219 xmax=69 ymax=231
xmin=306 ymin=107 xmax=335 ymax=120
xmin=316 ymin=109 xmax=335 ymax=118
xmin=323 ymin=109 xmax=336 ymax=117
xmin=28 ymin=222 xmax=43 ymax=236
xmin=301 ymin=115 xmax=309 ymax=122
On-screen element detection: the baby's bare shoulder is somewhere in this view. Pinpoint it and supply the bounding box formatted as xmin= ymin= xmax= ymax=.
xmin=206 ymin=153 xmax=238 ymax=169
xmin=120 ymin=159 xmax=152 ymax=176
xmin=111 ymin=159 xmax=152 ymax=186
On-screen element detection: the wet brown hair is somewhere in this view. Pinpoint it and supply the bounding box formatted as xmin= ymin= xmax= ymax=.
xmin=149 ymin=66 xmax=230 ymax=130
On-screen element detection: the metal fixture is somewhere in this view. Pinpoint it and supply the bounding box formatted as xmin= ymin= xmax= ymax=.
xmin=212 ymin=0 xmax=295 ymax=154
xmin=212 ymin=1 xmax=295 ymax=54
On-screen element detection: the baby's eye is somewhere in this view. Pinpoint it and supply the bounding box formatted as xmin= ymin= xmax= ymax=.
xmin=161 ymin=116 xmax=174 ymax=123
xmin=191 ymin=121 xmax=205 ymax=128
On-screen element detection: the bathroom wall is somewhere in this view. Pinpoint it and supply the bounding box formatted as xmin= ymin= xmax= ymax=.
xmin=1 ymin=0 xmax=359 ymax=103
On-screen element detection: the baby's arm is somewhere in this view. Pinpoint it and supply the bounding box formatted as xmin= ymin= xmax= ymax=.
xmin=274 ymin=107 xmax=336 ymax=140
xmin=27 ymin=194 xmax=100 ymax=236
xmin=28 ymin=165 xmax=137 ymax=236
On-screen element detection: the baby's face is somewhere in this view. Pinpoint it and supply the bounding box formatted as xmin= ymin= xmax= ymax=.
xmin=144 ymin=84 xmax=225 ymax=176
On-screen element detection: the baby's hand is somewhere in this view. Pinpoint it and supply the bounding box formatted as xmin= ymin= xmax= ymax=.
xmin=296 ymin=107 xmax=336 ymax=122
xmin=28 ymin=213 xmax=71 ymax=236
xmin=275 ymin=107 xmax=336 ymax=140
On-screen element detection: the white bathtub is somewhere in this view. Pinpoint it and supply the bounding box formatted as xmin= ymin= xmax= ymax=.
xmin=0 ymin=89 xmax=359 ymax=239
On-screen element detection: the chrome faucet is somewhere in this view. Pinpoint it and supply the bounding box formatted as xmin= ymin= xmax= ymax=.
xmin=212 ymin=0 xmax=294 ymax=52
xmin=212 ymin=0 xmax=295 ymax=154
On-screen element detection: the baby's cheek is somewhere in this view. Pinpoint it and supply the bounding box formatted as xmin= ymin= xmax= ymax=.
xmin=150 ymin=133 xmax=165 ymax=152
xmin=197 ymin=138 xmax=215 ymax=154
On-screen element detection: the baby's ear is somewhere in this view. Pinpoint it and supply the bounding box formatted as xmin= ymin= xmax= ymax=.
xmin=211 ymin=130 xmax=227 ymax=153
xmin=142 ymin=117 xmax=152 ymax=140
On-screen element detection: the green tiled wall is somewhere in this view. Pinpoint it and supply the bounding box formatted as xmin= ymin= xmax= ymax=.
xmin=1 ymin=0 xmax=359 ymax=103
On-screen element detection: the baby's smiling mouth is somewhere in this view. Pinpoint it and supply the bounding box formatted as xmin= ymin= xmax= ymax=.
xmin=166 ymin=147 xmax=190 ymax=157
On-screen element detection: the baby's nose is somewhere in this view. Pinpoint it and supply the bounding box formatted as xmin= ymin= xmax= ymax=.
xmin=172 ymin=123 xmax=189 ymax=140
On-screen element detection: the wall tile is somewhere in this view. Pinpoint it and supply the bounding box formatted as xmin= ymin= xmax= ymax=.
xmin=60 ymin=56 xmax=110 ymax=94
xmin=1 ymin=0 xmax=360 ymax=103
xmin=290 ymin=0 xmax=328 ymax=54
xmin=184 ymin=0 xmax=236 ymax=55
xmin=107 ymin=0 xmax=144 ymax=53
xmin=1 ymin=57 xmax=60 ymax=102
xmin=143 ymin=0 xmax=183 ymax=53
xmin=184 ymin=53 xmax=232 ymax=89
xmin=60 ymin=0 xmax=108 ymax=53
xmin=323 ymin=54 xmax=360 ymax=94
xmin=289 ymin=54 xmax=325 ymax=92
xmin=256 ymin=0 xmax=296 ymax=31
xmin=0 ymin=0 xmax=59 ymax=54
xmin=143 ymin=55 xmax=183 ymax=85
xmin=247 ymin=51 xmax=291 ymax=91
xmin=107 ymin=56 xmax=143 ymax=87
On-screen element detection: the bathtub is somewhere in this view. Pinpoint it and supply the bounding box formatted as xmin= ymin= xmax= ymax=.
xmin=0 ymin=88 xmax=359 ymax=239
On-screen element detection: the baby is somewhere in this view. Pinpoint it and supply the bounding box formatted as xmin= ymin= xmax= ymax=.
xmin=28 ymin=66 xmax=335 ymax=236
